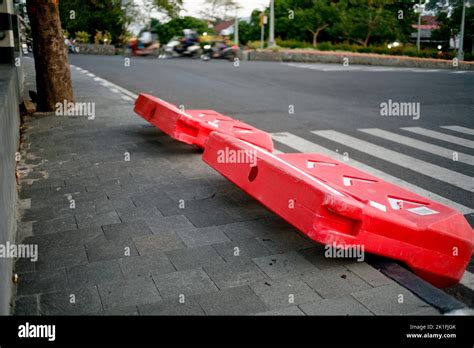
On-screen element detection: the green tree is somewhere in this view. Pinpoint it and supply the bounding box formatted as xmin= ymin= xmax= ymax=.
xmin=59 ymin=0 xmax=128 ymax=45
xmin=431 ymin=0 xmax=473 ymax=52
xmin=151 ymin=16 xmax=209 ymax=44
xmin=296 ymin=0 xmax=337 ymax=47
xmin=330 ymin=0 xmax=405 ymax=46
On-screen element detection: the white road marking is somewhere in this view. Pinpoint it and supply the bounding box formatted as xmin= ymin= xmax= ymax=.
xmin=440 ymin=126 xmax=474 ymax=136
xmin=359 ymin=128 xmax=474 ymax=166
xmin=460 ymin=271 xmax=474 ymax=291
xmin=401 ymin=127 xmax=474 ymax=149
xmin=313 ymin=130 xmax=473 ymax=192
xmin=271 ymin=132 xmax=473 ymax=214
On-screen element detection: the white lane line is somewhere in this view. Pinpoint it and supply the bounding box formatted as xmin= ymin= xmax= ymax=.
xmin=313 ymin=130 xmax=473 ymax=192
xmin=110 ymin=88 xmax=120 ymax=94
xmin=460 ymin=271 xmax=474 ymax=291
xmin=359 ymin=128 xmax=474 ymax=166
xmin=271 ymin=132 xmax=473 ymax=214
xmin=121 ymin=95 xmax=133 ymax=101
xmin=401 ymin=127 xmax=474 ymax=149
xmin=440 ymin=126 xmax=474 ymax=136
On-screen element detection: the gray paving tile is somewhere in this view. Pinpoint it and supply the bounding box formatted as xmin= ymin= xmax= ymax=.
xmin=23 ymin=227 xmax=106 ymax=249
xmin=165 ymin=245 xmax=225 ymax=271
xmin=212 ymin=238 xmax=271 ymax=262
xmin=17 ymin=268 xmax=68 ymax=296
xmin=85 ymin=239 xmax=139 ymax=262
xmin=256 ymin=306 xmax=305 ymax=316
xmin=115 ymin=205 xmax=163 ymax=223
xmin=96 ymin=305 xmax=140 ymax=315
xmin=147 ymin=215 xmax=194 ymax=233
xmin=39 ymin=286 xmax=103 ymax=315
xmin=152 ymin=268 xmax=218 ymax=298
xmin=176 ymin=227 xmax=230 ymax=248
xmin=250 ymin=278 xmax=321 ymax=309
xmin=346 ymin=262 xmax=394 ymax=288
xmin=258 ymin=231 xmax=314 ymax=254
xmin=119 ymin=254 xmax=175 ymax=278
xmin=138 ymin=298 xmax=205 ymax=315
xmin=67 ymin=259 xmax=125 ymax=287
xmin=35 ymin=245 xmax=88 ymax=271
xmin=299 ymin=296 xmax=373 ymax=315
xmin=184 ymin=208 xmax=234 ymax=228
xmin=98 ymin=278 xmax=161 ymax=310
xmin=14 ymin=295 xmax=39 ymax=315
xmin=102 ymin=220 xmax=152 ymax=240
xmin=252 ymin=252 xmax=316 ymax=280
xmin=32 ymin=216 xmax=77 ymax=235
xmin=351 ymin=284 xmax=433 ymax=315
xmin=197 ymin=285 xmax=267 ymax=315
xmin=133 ymin=232 xmax=185 ymax=254
xmin=302 ymin=267 xmax=372 ymax=299
xmin=204 ymin=259 xmax=268 ymax=289
xmin=299 ymin=246 xmax=359 ymax=270
xmin=75 ymin=211 xmax=121 ymax=229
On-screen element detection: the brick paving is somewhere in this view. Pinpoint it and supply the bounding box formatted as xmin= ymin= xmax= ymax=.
xmin=13 ymin=59 xmax=437 ymax=315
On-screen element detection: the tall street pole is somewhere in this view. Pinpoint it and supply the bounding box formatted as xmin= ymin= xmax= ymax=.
xmin=235 ymin=9 xmax=239 ymax=45
xmin=416 ymin=0 xmax=422 ymax=51
xmin=458 ymin=0 xmax=467 ymax=61
xmin=268 ymin=0 xmax=275 ymax=48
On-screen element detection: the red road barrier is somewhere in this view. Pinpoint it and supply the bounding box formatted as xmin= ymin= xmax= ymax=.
xmin=202 ymin=132 xmax=474 ymax=288
xmin=134 ymin=93 xmax=274 ymax=152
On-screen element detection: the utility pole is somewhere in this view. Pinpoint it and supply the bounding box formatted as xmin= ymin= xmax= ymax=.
xmin=268 ymin=0 xmax=275 ymax=48
xmin=260 ymin=12 xmax=267 ymax=49
xmin=234 ymin=9 xmax=239 ymax=45
xmin=415 ymin=0 xmax=423 ymax=51
xmin=458 ymin=0 xmax=468 ymax=61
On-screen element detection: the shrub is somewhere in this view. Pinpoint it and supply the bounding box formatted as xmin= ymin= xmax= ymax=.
xmin=94 ymin=30 xmax=112 ymax=45
xmin=74 ymin=31 xmax=90 ymax=44
xmin=247 ymin=40 xmax=263 ymax=50
xmin=276 ymin=38 xmax=313 ymax=49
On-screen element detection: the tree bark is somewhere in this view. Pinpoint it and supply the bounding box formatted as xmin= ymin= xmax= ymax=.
xmin=26 ymin=0 xmax=73 ymax=111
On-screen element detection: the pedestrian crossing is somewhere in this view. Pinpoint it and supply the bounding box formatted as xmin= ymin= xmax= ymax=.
xmin=272 ymin=125 xmax=474 ymax=214
xmin=285 ymin=63 xmax=474 ymax=74
xmin=272 ymin=125 xmax=474 ymax=290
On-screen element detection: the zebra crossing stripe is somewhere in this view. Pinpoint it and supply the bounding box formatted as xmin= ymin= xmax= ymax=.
xmin=440 ymin=126 xmax=474 ymax=136
xmin=271 ymin=132 xmax=473 ymax=214
xmin=313 ymin=130 xmax=473 ymax=192
xmin=359 ymin=128 xmax=474 ymax=166
xmin=401 ymin=127 xmax=474 ymax=149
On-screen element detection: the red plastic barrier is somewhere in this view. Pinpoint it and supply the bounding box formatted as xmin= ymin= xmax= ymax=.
xmin=202 ymin=132 xmax=474 ymax=288
xmin=134 ymin=93 xmax=274 ymax=152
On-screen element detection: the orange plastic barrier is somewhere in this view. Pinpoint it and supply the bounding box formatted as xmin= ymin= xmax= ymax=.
xmin=202 ymin=132 xmax=474 ymax=288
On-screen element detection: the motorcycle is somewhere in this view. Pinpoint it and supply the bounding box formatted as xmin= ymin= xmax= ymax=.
xmin=126 ymin=37 xmax=160 ymax=56
xmin=66 ymin=38 xmax=79 ymax=54
xmin=201 ymin=42 xmax=239 ymax=62
xmin=160 ymin=36 xmax=201 ymax=59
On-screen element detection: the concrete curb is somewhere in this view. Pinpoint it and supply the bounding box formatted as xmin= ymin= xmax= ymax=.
xmin=246 ymin=49 xmax=474 ymax=71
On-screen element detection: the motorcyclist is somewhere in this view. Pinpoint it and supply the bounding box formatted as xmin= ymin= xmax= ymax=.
xmin=177 ymin=29 xmax=199 ymax=53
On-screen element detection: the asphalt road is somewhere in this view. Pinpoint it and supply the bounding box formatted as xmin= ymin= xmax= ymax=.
xmin=69 ymin=54 xmax=474 ymax=210
xmin=69 ymin=54 xmax=474 ymax=306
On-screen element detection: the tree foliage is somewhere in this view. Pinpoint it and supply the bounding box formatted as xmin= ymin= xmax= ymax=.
xmin=59 ymin=0 xmax=129 ymax=44
xmin=151 ymin=16 xmax=209 ymax=44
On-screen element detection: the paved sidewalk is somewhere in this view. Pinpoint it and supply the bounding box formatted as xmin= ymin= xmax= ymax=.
xmin=13 ymin=58 xmax=439 ymax=315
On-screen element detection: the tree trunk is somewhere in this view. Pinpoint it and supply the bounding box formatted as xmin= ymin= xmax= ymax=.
xmin=26 ymin=0 xmax=73 ymax=111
